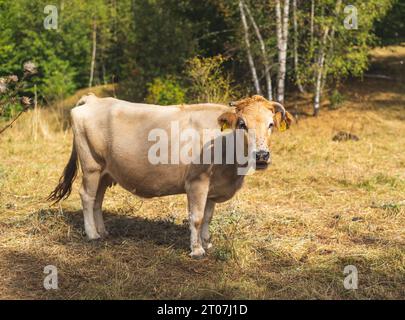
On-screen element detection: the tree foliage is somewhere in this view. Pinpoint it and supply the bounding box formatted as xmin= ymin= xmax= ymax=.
xmin=0 ymin=0 xmax=399 ymax=114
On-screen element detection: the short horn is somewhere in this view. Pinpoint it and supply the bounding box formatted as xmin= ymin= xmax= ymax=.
xmin=229 ymin=101 xmax=236 ymax=107
xmin=272 ymin=102 xmax=286 ymax=119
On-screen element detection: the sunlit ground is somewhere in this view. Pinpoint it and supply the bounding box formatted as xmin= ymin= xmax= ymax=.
xmin=0 ymin=46 xmax=404 ymax=299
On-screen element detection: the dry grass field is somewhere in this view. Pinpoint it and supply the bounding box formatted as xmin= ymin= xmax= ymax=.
xmin=0 ymin=47 xmax=404 ymax=299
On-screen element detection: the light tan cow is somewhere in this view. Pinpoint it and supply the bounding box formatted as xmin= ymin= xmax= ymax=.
xmin=49 ymin=94 xmax=293 ymax=258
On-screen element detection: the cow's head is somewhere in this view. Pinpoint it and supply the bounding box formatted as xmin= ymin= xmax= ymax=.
xmin=218 ymin=95 xmax=294 ymax=170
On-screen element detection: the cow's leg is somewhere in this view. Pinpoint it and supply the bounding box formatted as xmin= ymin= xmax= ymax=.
xmin=186 ymin=175 xmax=210 ymax=258
xmin=79 ymin=171 xmax=101 ymax=240
xmin=71 ymin=118 xmax=103 ymax=240
xmin=201 ymin=199 xmax=216 ymax=250
xmin=93 ymin=175 xmax=111 ymax=237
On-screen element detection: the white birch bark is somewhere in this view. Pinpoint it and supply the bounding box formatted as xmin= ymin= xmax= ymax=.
xmin=89 ymin=21 xmax=97 ymax=88
xmin=313 ymin=26 xmax=329 ymax=116
xmin=243 ymin=1 xmax=272 ymax=100
xmin=292 ymin=0 xmax=305 ymax=93
xmin=321 ymin=0 xmax=342 ymax=91
xmin=275 ymin=0 xmax=290 ymax=104
xmin=314 ymin=0 xmax=343 ymax=115
xmin=239 ymin=1 xmax=261 ymax=95
xmin=310 ymin=0 xmax=315 ymax=50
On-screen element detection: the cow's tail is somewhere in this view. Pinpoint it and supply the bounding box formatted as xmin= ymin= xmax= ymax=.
xmin=48 ymin=141 xmax=78 ymax=203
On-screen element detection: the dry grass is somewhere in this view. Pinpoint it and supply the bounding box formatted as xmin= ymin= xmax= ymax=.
xmin=0 ymin=50 xmax=404 ymax=300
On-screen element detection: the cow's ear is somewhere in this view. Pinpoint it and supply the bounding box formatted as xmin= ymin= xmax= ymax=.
xmin=218 ymin=112 xmax=237 ymax=131
xmin=274 ymin=111 xmax=294 ymax=131
xmin=285 ymin=111 xmax=295 ymax=128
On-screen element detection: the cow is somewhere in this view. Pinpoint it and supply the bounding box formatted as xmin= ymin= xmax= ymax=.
xmin=48 ymin=94 xmax=293 ymax=258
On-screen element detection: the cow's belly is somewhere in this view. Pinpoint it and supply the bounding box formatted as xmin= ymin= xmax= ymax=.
xmin=98 ymin=122 xmax=186 ymax=197
xmin=105 ymin=157 xmax=187 ymax=198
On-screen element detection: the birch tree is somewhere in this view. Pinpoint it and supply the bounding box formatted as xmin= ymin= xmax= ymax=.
xmin=310 ymin=0 xmax=315 ymax=50
xmin=239 ymin=0 xmax=262 ymax=95
xmin=275 ymin=0 xmax=290 ymax=104
xmin=243 ymin=1 xmax=273 ymax=100
xmin=89 ymin=20 xmax=97 ymax=87
xmin=313 ymin=26 xmax=329 ymax=116
xmin=292 ymin=0 xmax=305 ymax=93
xmin=313 ymin=0 xmax=342 ymax=116
xmin=322 ymin=0 xmax=343 ymax=92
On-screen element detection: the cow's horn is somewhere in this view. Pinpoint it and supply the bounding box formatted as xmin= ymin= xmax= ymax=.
xmin=272 ymin=102 xmax=286 ymax=119
xmin=229 ymin=101 xmax=236 ymax=107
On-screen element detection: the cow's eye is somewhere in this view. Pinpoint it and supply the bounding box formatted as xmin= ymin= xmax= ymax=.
xmin=237 ymin=119 xmax=247 ymax=130
xmin=269 ymin=122 xmax=274 ymax=129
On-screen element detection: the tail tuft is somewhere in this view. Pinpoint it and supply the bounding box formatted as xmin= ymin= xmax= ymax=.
xmin=48 ymin=143 xmax=78 ymax=203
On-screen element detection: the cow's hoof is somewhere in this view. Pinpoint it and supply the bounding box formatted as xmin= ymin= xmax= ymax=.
xmin=87 ymin=233 xmax=101 ymax=241
xmin=203 ymin=242 xmax=213 ymax=250
xmin=98 ymin=230 xmax=109 ymax=238
xmin=189 ymin=247 xmax=206 ymax=259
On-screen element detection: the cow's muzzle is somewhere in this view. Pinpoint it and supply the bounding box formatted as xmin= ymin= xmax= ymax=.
xmin=254 ymin=150 xmax=271 ymax=169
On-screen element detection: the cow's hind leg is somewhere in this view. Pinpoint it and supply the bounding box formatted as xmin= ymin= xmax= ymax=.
xmin=71 ymin=114 xmax=103 ymax=241
xmin=186 ymin=175 xmax=210 ymax=259
xmin=201 ymin=199 xmax=216 ymax=250
xmin=80 ymin=171 xmax=101 ymax=240
xmin=93 ymin=175 xmax=112 ymax=237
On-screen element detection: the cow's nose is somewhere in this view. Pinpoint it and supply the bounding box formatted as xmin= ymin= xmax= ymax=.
xmin=255 ymin=150 xmax=270 ymax=161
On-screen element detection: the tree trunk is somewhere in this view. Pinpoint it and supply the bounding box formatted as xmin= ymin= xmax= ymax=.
xmin=314 ymin=0 xmax=343 ymax=115
xmin=239 ymin=1 xmax=262 ymax=95
xmin=321 ymin=0 xmax=342 ymax=92
xmin=313 ymin=26 xmax=329 ymax=116
xmin=89 ymin=21 xmax=97 ymax=88
xmin=60 ymin=0 xmax=64 ymax=29
xmin=275 ymin=0 xmax=290 ymax=104
xmin=292 ymin=0 xmax=305 ymax=93
xmin=243 ymin=1 xmax=272 ymax=100
xmin=310 ymin=0 xmax=315 ymax=51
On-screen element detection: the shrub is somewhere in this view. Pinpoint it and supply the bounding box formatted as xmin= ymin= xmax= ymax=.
xmin=1 ymin=102 xmax=23 ymax=119
xmin=0 ymin=62 xmax=36 ymax=122
xmin=39 ymin=58 xmax=76 ymax=102
xmin=145 ymin=77 xmax=186 ymax=105
xmin=329 ymin=89 xmax=345 ymax=110
xmin=186 ymin=55 xmax=235 ymax=104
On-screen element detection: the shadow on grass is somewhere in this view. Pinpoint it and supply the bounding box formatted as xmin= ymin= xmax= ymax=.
xmin=2 ymin=208 xmax=403 ymax=299
xmin=46 ymin=209 xmax=190 ymax=251
xmin=0 ymin=208 xmax=225 ymax=299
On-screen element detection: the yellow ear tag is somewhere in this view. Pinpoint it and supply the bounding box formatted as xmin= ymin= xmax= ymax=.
xmin=221 ymin=123 xmax=232 ymax=132
xmin=279 ymin=120 xmax=287 ymax=132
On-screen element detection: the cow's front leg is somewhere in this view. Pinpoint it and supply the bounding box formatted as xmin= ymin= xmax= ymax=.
xmin=201 ymin=199 xmax=216 ymax=250
xmin=186 ymin=175 xmax=210 ymax=259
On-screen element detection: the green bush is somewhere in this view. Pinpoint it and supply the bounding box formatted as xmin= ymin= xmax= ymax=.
xmin=186 ymin=55 xmax=235 ymax=104
xmin=145 ymin=77 xmax=186 ymax=105
xmin=0 ymin=102 xmax=23 ymax=120
xmin=39 ymin=58 xmax=77 ymax=102
xmin=329 ymin=89 xmax=345 ymax=110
